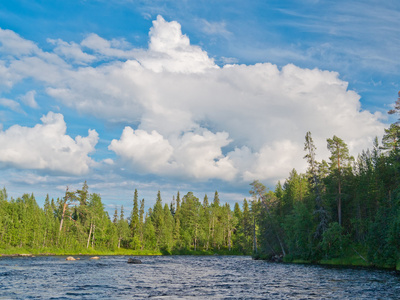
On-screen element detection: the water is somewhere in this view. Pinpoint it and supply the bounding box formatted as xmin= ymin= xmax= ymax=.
xmin=0 ymin=255 xmax=399 ymax=299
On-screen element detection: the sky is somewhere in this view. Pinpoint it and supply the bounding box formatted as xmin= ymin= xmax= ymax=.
xmin=0 ymin=0 xmax=399 ymax=213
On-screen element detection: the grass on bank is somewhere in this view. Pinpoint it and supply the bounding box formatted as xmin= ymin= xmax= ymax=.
xmin=0 ymin=246 xmax=245 ymax=257
xmin=284 ymin=254 xmax=399 ymax=271
xmin=0 ymin=247 xmax=162 ymax=256
xmin=256 ymin=246 xmax=400 ymax=271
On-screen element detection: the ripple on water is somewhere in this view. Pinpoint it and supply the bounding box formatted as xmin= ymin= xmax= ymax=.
xmin=1 ymin=256 xmax=400 ymax=299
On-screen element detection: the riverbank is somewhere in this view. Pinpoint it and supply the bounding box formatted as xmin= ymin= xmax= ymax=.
xmin=294 ymin=258 xmax=400 ymax=273
xmin=0 ymin=247 xmax=244 ymax=257
xmin=253 ymin=252 xmax=400 ymax=272
xmin=289 ymin=257 xmax=400 ymax=272
xmin=0 ymin=247 xmax=162 ymax=257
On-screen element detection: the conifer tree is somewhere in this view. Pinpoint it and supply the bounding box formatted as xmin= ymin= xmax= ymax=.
xmin=113 ymin=206 xmax=118 ymax=224
xmin=162 ymin=203 xmax=174 ymax=251
xmin=304 ymin=131 xmax=328 ymax=238
xmin=117 ymin=206 xmax=130 ymax=248
xmin=170 ymin=195 xmax=176 ymax=216
xmin=151 ymin=191 xmax=165 ymax=247
xmin=176 ymin=191 xmax=181 ymax=212
xmin=242 ymin=199 xmax=253 ymax=252
xmin=143 ymin=214 xmax=157 ymax=250
xmin=139 ymin=199 xmax=145 ymax=248
xmin=130 ymin=189 xmax=140 ymax=245
xmin=327 ymin=135 xmax=353 ymax=226
xmin=202 ymin=194 xmax=211 ymax=250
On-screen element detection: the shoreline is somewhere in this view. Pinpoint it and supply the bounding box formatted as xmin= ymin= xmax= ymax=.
xmin=2 ymin=250 xmax=398 ymax=272
xmin=0 ymin=248 xmax=245 ymax=257
xmin=256 ymin=256 xmax=400 ymax=273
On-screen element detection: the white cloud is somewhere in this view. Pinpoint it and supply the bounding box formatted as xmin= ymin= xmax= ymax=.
xmin=0 ymin=112 xmax=98 ymax=175
xmin=109 ymin=127 xmax=174 ymax=173
xmin=47 ymin=38 xmax=96 ymax=64
xmin=18 ymin=90 xmax=39 ymax=108
xmin=0 ymin=28 xmax=39 ymax=56
xmin=240 ymin=140 xmax=306 ymax=182
xmin=9 ymin=56 xmax=67 ymax=85
xmin=0 ymin=61 xmax=15 ymax=90
xmin=103 ymin=158 xmax=114 ymax=165
xmin=81 ymin=33 xmax=136 ymax=59
xmin=200 ymin=19 xmax=232 ymax=37
xmin=109 ymin=127 xmax=237 ymax=181
xmin=137 ymin=15 xmax=217 ymax=73
xmin=0 ymin=16 xmax=387 ymax=186
xmin=171 ymin=130 xmax=236 ymax=180
xmin=0 ymin=97 xmax=23 ymax=113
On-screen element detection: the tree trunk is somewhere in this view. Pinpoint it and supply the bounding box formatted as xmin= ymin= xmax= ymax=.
xmin=91 ymin=224 xmax=95 ymax=248
xmin=227 ymin=212 xmax=232 ymax=251
xmin=212 ymin=217 xmax=215 ymax=248
xmin=228 ymin=228 xmax=232 ymax=251
xmin=206 ymin=218 xmax=212 ymax=250
xmin=87 ymin=222 xmax=93 ymax=248
xmin=59 ymin=187 xmax=71 ymax=233
xmin=338 ymin=147 xmax=342 ymax=226
xmin=253 ymin=218 xmax=257 ymax=254
xmin=43 ymin=229 xmax=47 ymax=248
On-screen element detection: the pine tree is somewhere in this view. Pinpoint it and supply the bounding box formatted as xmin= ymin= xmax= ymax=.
xmin=304 ymin=131 xmax=328 ymax=238
xmin=242 ymin=199 xmax=253 ymax=253
xmin=327 ymin=135 xmax=353 ymax=226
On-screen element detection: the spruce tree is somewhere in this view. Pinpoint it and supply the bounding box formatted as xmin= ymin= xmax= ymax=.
xmin=130 ymin=189 xmax=139 ymax=241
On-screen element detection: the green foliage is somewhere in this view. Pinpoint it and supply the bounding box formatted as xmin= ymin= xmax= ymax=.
xmin=4 ymin=99 xmax=400 ymax=266
xmin=284 ymin=202 xmax=315 ymax=260
xmin=252 ymin=113 xmax=400 ymax=269
xmin=320 ymin=222 xmax=350 ymax=258
xmin=130 ymin=189 xmax=140 ymax=240
xmin=0 ymin=185 xmax=251 ymax=256
xmin=367 ymin=187 xmax=400 ymax=267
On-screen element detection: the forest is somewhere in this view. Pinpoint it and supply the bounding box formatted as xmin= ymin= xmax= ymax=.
xmin=0 ymin=185 xmax=252 ymax=255
xmin=1 ymin=93 xmax=400 ymax=270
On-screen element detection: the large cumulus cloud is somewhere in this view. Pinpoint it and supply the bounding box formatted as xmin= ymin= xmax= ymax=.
xmin=0 ymin=112 xmax=98 ymax=175
xmin=0 ymin=16 xmax=385 ymax=184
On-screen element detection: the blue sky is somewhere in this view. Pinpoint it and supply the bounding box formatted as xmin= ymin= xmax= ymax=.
xmin=0 ymin=0 xmax=399 ymax=213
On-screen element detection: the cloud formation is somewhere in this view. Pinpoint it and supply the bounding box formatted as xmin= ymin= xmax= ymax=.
xmin=0 ymin=16 xmax=386 ymax=184
xmin=0 ymin=112 xmax=98 ymax=175
xmin=19 ymin=90 xmax=39 ymax=109
xmin=109 ymin=127 xmax=236 ymax=181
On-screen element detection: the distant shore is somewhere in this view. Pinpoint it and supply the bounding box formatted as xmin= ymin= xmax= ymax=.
xmin=254 ymin=253 xmax=400 ymax=272
xmin=2 ymin=248 xmax=398 ymax=272
xmin=0 ymin=247 xmax=244 ymax=257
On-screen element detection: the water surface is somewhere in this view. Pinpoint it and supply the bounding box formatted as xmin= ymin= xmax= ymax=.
xmin=0 ymin=255 xmax=399 ymax=299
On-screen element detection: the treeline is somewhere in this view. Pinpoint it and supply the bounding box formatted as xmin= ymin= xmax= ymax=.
xmin=251 ymin=93 xmax=400 ymax=269
xmin=2 ymin=95 xmax=400 ymax=266
xmin=0 ymin=185 xmax=254 ymax=254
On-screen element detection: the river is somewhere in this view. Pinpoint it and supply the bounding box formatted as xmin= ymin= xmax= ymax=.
xmin=0 ymin=255 xmax=399 ymax=299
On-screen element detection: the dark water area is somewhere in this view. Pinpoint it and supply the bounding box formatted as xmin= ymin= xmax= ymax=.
xmin=0 ymin=255 xmax=399 ymax=299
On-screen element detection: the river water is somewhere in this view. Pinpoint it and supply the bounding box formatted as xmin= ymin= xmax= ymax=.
xmin=0 ymin=255 xmax=399 ymax=299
